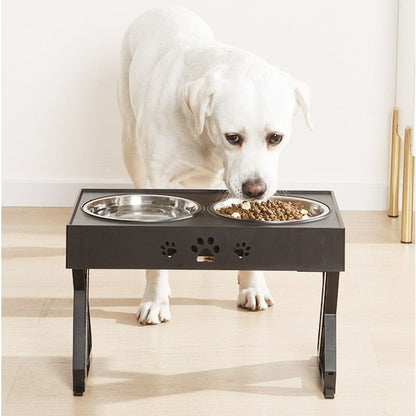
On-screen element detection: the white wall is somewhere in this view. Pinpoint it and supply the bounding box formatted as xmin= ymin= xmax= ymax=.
xmin=2 ymin=0 xmax=399 ymax=208
xmin=396 ymin=0 xmax=415 ymax=150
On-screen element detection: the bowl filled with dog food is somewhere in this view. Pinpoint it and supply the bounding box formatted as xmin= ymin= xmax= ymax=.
xmin=210 ymin=195 xmax=330 ymax=224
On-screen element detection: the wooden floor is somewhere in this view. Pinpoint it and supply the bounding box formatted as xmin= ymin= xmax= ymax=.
xmin=2 ymin=208 xmax=414 ymax=415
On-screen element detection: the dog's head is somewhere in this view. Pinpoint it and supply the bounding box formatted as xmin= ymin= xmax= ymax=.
xmin=183 ymin=63 xmax=313 ymax=199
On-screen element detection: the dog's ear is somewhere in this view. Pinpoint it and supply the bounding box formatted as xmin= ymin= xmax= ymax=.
xmin=293 ymin=80 xmax=314 ymax=131
xmin=183 ymin=66 xmax=224 ymax=137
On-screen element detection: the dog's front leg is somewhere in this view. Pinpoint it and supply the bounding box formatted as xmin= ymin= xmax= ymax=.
xmin=136 ymin=269 xmax=171 ymax=324
xmin=132 ymin=164 xmax=177 ymax=325
xmin=237 ymin=271 xmax=274 ymax=311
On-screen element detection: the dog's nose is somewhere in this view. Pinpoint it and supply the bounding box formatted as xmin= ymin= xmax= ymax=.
xmin=242 ymin=179 xmax=267 ymax=198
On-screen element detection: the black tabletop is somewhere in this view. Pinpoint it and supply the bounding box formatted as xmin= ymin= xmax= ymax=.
xmin=68 ymin=189 xmax=344 ymax=230
xmin=67 ymin=189 xmax=345 ymax=271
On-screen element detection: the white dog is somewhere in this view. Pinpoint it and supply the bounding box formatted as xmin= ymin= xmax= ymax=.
xmin=118 ymin=7 xmax=313 ymax=324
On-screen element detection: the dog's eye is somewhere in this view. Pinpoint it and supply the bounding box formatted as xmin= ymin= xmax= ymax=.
xmin=267 ymin=133 xmax=284 ymax=146
xmin=225 ymin=134 xmax=243 ymax=145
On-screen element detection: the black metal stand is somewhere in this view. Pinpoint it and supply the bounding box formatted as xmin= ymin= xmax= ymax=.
xmin=317 ymin=271 xmax=339 ymax=399
xmin=66 ymin=189 xmax=345 ymax=398
xmin=72 ymin=269 xmax=92 ymax=396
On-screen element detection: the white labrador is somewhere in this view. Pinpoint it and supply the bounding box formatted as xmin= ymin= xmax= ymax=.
xmin=118 ymin=7 xmax=313 ymax=324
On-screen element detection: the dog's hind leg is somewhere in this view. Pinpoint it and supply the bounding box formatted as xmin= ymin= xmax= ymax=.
xmin=122 ymin=137 xmax=148 ymax=188
xmin=118 ymin=38 xmax=148 ymax=189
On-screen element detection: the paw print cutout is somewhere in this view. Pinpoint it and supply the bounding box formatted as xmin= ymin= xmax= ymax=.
xmin=161 ymin=241 xmax=177 ymax=258
xmin=234 ymin=242 xmax=251 ymax=258
xmin=191 ymin=237 xmax=220 ymax=262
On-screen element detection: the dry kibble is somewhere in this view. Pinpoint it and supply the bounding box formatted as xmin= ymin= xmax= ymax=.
xmin=217 ymin=199 xmax=313 ymax=222
xmin=241 ymin=201 xmax=251 ymax=210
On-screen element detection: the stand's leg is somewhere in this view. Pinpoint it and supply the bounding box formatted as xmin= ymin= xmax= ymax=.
xmin=72 ymin=269 xmax=91 ymax=396
xmin=317 ymin=272 xmax=339 ymax=399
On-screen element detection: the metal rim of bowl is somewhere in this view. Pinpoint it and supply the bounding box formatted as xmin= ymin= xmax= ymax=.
xmin=81 ymin=193 xmax=204 ymax=223
xmin=209 ymin=195 xmax=331 ymax=225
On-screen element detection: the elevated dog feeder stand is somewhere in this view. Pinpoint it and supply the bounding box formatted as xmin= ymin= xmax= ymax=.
xmin=66 ymin=189 xmax=345 ymax=399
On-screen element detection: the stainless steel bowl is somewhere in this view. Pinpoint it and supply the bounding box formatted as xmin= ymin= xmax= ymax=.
xmin=82 ymin=194 xmax=203 ymax=222
xmin=210 ymin=195 xmax=331 ymax=224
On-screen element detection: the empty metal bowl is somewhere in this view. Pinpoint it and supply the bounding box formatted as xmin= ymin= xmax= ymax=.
xmin=210 ymin=195 xmax=331 ymax=224
xmin=82 ymin=194 xmax=203 ymax=222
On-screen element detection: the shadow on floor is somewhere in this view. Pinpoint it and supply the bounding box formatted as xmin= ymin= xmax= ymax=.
xmin=89 ymin=357 xmax=322 ymax=400
xmin=2 ymin=297 xmax=242 ymax=327
xmin=36 ymin=355 xmax=322 ymax=401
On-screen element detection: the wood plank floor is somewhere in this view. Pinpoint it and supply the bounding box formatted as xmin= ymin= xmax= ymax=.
xmin=2 ymin=208 xmax=414 ymax=415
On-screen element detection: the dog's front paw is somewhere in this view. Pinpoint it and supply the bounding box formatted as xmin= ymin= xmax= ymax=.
xmin=138 ymin=270 xmax=171 ymax=325
xmin=237 ymin=287 xmax=274 ymax=310
xmin=136 ymin=300 xmax=171 ymax=325
xmin=237 ymin=271 xmax=274 ymax=311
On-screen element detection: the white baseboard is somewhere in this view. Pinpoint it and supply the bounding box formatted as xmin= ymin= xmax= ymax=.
xmin=2 ymin=179 xmax=391 ymax=210
xmin=2 ymin=180 xmax=132 ymax=208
